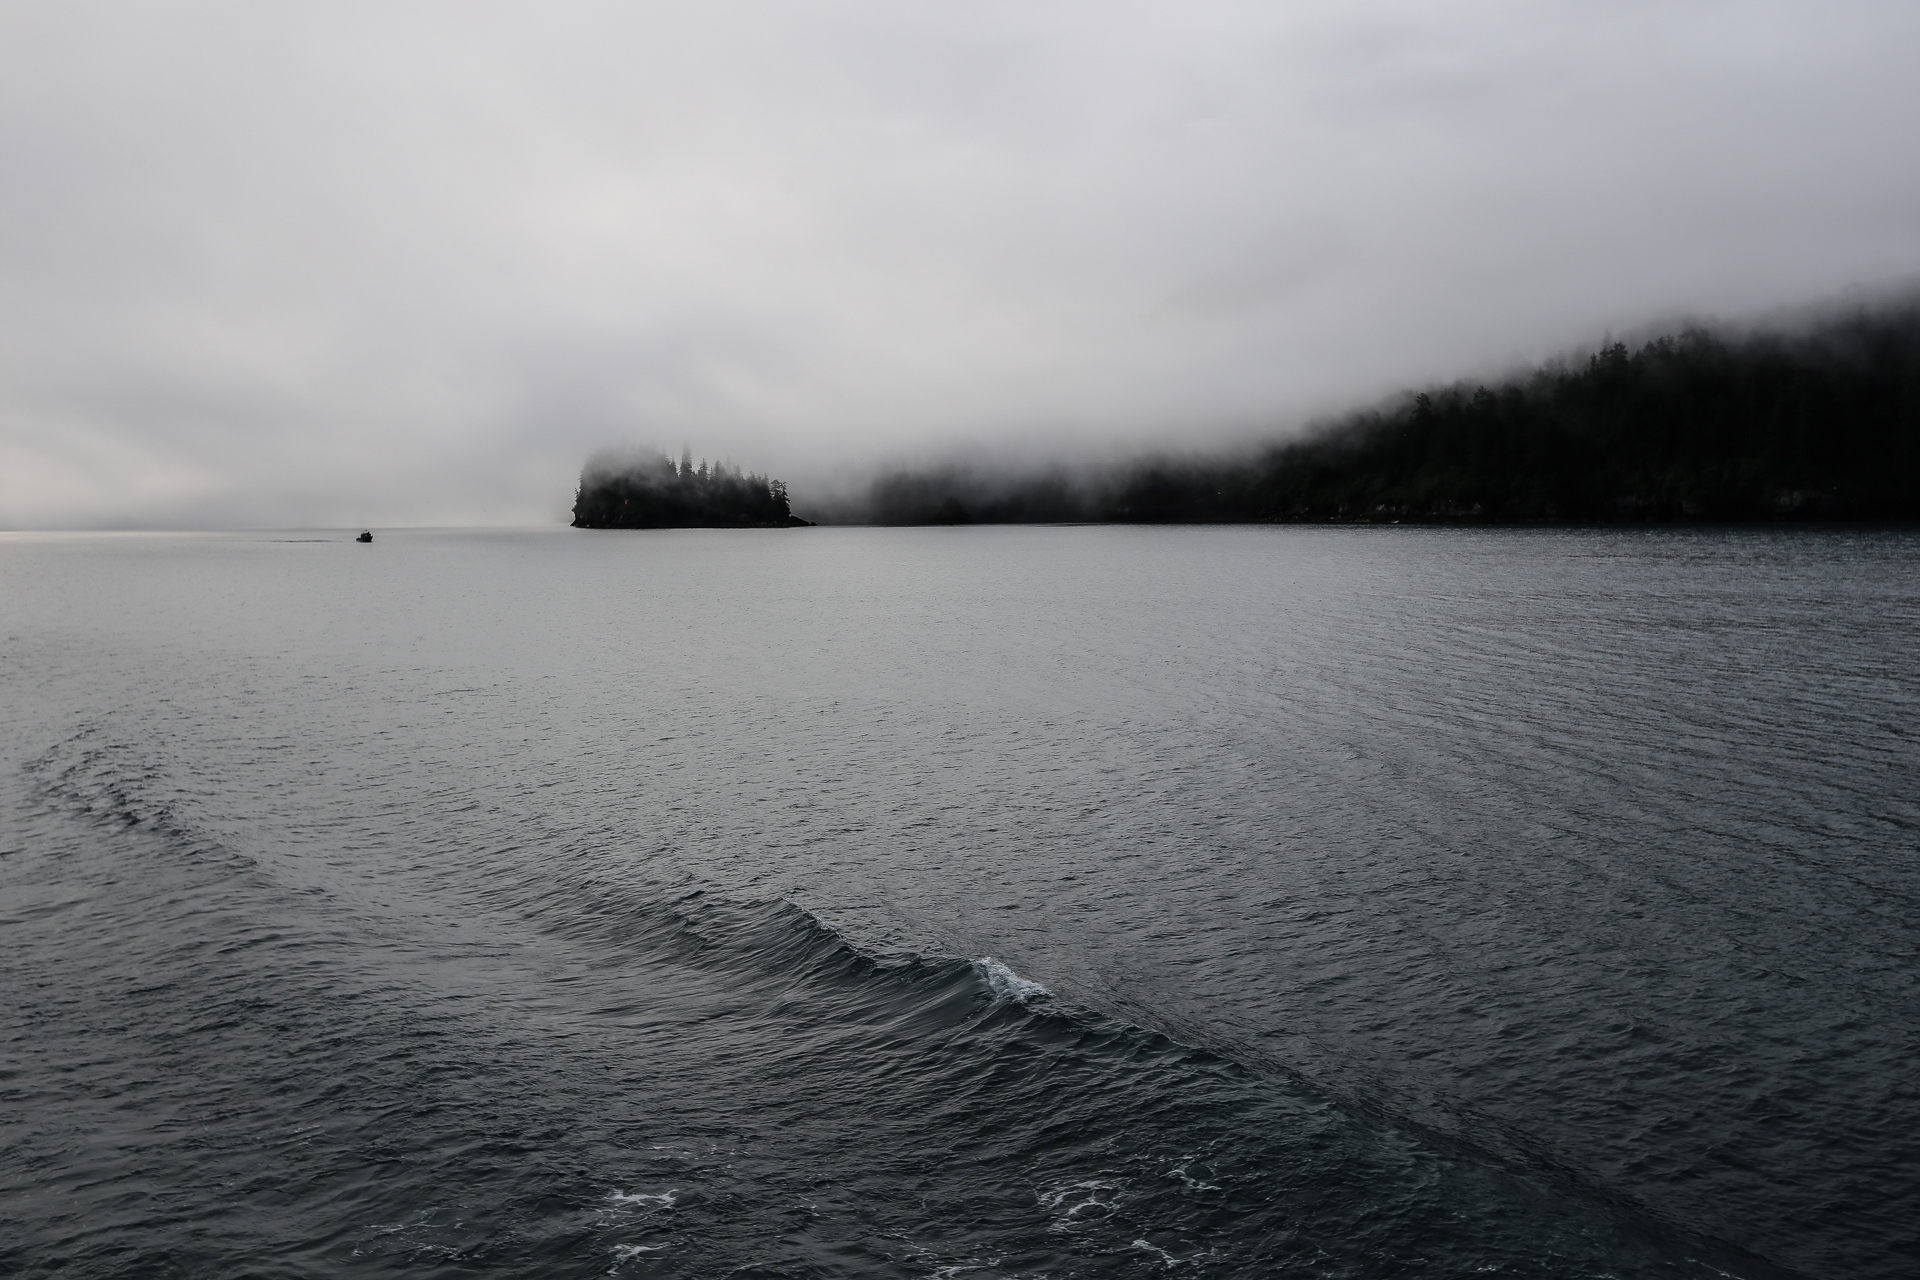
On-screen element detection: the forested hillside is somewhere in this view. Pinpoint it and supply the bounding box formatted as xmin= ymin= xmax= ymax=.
xmin=852 ymin=306 xmax=1920 ymax=524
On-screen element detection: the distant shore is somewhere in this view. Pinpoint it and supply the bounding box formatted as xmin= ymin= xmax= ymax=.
xmin=572 ymin=450 xmax=810 ymax=529
xmin=797 ymin=305 xmax=1920 ymax=527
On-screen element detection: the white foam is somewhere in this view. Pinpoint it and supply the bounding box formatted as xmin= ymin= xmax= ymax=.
xmin=1132 ymin=1239 xmax=1212 ymax=1267
xmin=1039 ymin=1179 xmax=1117 ymax=1213
xmin=607 ymin=1189 xmax=678 ymax=1207
xmin=1038 ymin=1177 xmax=1119 ymax=1232
xmin=609 ymin=1243 xmax=666 ymax=1271
xmin=974 ymin=957 xmax=1050 ymax=1004
xmin=1167 ymin=1162 xmax=1220 ymax=1192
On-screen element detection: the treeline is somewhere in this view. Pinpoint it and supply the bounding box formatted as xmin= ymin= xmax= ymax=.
xmin=573 ymin=448 xmax=805 ymax=528
xmin=844 ymin=305 xmax=1920 ymax=524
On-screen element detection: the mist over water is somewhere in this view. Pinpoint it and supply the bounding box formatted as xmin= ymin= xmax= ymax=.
xmin=7 ymin=5 xmax=1920 ymax=528
xmin=3 ymin=526 xmax=1915 ymax=1278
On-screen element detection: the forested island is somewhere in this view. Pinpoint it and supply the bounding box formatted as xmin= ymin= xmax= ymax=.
xmin=845 ymin=304 xmax=1920 ymax=524
xmin=572 ymin=449 xmax=808 ymax=528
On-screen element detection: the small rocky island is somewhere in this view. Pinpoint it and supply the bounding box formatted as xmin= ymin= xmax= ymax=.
xmin=572 ymin=449 xmax=810 ymax=528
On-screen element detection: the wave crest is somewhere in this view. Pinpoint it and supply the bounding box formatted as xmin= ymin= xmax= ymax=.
xmin=974 ymin=956 xmax=1050 ymax=1004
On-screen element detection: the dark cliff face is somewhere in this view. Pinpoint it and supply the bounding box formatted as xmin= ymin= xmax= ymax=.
xmin=835 ymin=306 xmax=1920 ymax=525
xmin=573 ymin=453 xmax=802 ymax=528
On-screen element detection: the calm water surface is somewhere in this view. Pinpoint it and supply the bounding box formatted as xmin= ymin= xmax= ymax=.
xmin=2 ymin=526 xmax=1915 ymax=1279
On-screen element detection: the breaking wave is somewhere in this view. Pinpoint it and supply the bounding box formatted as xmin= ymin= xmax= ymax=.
xmin=974 ymin=956 xmax=1051 ymax=1004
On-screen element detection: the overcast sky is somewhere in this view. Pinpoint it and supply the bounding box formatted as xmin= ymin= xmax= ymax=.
xmin=2 ymin=1 xmax=1917 ymax=527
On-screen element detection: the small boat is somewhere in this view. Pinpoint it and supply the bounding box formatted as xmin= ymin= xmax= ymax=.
xmin=356 ymin=530 xmax=373 ymax=543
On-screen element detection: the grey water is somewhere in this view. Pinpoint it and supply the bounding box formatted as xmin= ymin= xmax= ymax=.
xmin=2 ymin=525 xmax=1915 ymax=1280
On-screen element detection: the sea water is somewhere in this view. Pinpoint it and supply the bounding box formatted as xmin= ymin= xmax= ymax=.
xmin=2 ymin=525 xmax=1914 ymax=1278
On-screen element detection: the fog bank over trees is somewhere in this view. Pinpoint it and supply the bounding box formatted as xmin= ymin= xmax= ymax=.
xmin=9 ymin=5 xmax=1920 ymax=529
xmin=797 ymin=304 xmax=1920 ymax=526
xmin=573 ymin=448 xmax=804 ymax=528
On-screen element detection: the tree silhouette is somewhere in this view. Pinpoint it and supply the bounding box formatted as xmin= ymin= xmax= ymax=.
xmin=844 ymin=305 xmax=1920 ymax=525
xmin=572 ymin=451 xmax=808 ymax=528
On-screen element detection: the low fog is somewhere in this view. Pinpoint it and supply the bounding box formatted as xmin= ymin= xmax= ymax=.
xmin=3 ymin=1 xmax=1919 ymax=528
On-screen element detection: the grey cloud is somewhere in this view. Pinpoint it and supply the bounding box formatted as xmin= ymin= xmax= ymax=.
xmin=2 ymin=0 xmax=1918 ymax=526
